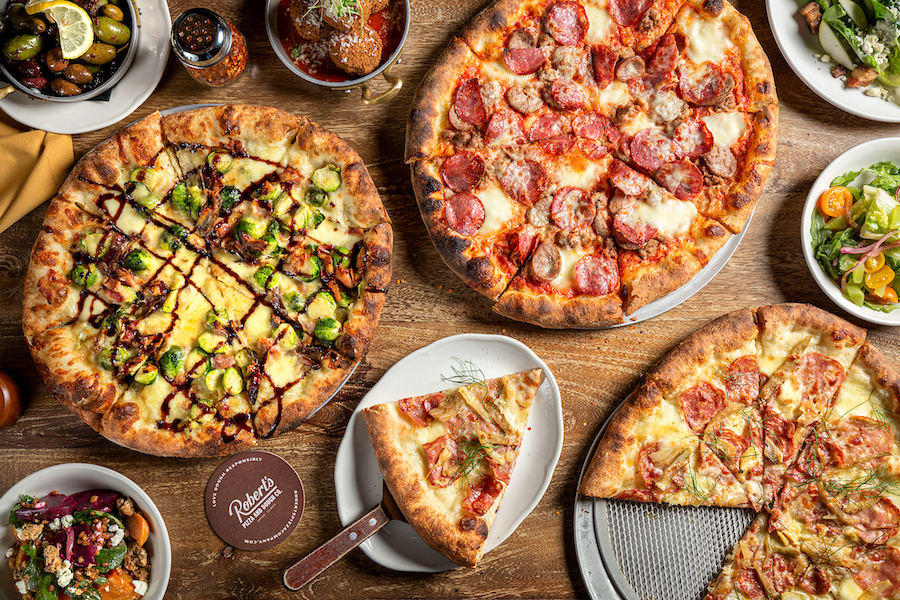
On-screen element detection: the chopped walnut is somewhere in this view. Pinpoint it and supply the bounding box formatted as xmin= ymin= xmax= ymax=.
xmin=831 ymin=65 xmax=848 ymax=79
xmin=42 ymin=545 xmax=63 ymax=574
xmin=799 ymin=1 xmax=822 ymax=34
xmin=116 ymin=497 xmax=135 ymax=517
xmin=16 ymin=523 xmax=43 ymax=542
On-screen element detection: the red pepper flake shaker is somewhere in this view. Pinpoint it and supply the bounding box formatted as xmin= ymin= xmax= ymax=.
xmin=171 ymin=8 xmax=248 ymax=87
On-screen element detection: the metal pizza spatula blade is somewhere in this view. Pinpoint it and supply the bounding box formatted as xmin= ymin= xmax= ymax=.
xmin=282 ymin=482 xmax=406 ymax=591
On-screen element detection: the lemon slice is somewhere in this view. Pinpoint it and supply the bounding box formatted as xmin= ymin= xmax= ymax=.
xmin=23 ymin=0 xmax=67 ymax=14
xmin=43 ymin=1 xmax=94 ymax=60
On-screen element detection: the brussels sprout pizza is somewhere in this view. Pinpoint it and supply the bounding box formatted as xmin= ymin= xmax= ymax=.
xmin=22 ymin=105 xmax=392 ymax=457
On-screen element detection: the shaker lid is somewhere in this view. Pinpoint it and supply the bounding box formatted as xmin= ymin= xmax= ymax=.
xmin=171 ymin=8 xmax=231 ymax=66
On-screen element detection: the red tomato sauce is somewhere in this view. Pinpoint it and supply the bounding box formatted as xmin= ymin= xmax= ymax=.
xmin=277 ymin=0 xmax=405 ymax=83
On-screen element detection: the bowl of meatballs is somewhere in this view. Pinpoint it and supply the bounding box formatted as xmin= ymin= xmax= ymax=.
xmin=266 ymin=0 xmax=409 ymax=104
xmin=0 ymin=0 xmax=139 ymax=101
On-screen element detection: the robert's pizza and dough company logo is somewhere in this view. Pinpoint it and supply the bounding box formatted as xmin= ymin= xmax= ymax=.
xmin=205 ymin=451 xmax=304 ymax=550
xmin=228 ymin=475 xmax=283 ymax=529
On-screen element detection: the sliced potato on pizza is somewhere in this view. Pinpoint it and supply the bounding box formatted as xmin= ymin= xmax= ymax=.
xmin=363 ymin=368 xmax=544 ymax=567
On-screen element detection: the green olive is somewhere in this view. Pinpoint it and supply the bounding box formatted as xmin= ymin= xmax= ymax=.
xmin=100 ymin=4 xmax=124 ymax=21
xmin=2 ymin=34 xmax=42 ymax=61
xmin=93 ymin=16 xmax=130 ymax=45
xmin=80 ymin=42 xmax=116 ymax=65
xmin=63 ymin=63 xmax=93 ymax=84
xmin=6 ymin=4 xmax=30 ymax=30
xmin=28 ymin=17 xmax=46 ymax=34
xmin=50 ymin=77 xmax=82 ymax=96
xmin=44 ymin=48 xmax=68 ymax=72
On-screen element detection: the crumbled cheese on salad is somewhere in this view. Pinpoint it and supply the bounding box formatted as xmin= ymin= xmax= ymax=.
xmin=56 ymin=560 xmax=73 ymax=587
xmin=48 ymin=517 xmax=61 ymax=531
xmin=133 ymin=579 xmax=149 ymax=595
xmin=861 ymin=32 xmax=890 ymax=69
xmin=5 ymin=546 xmax=14 ymax=558
xmin=108 ymin=523 xmax=125 ymax=547
xmin=14 ymin=580 xmax=26 ymax=594
xmin=60 ymin=514 xmax=73 ymax=528
xmin=865 ymin=85 xmax=895 ymax=101
xmin=815 ymin=53 xmax=832 ymax=62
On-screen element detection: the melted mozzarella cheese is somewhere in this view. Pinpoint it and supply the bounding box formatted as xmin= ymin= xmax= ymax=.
xmin=633 ymin=195 xmax=697 ymax=237
xmin=682 ymin=14 xmax=732 ymax=64
xmin=834 ymin=578 xmax=863 ymax=600
xmin=619 ymin=112 xmax=656 ymax=137
xmin=596 ymin=80 xmax=631 ymax=109
xmin=549 ymin=246 xmax=582 ymax=289
xmin=477 ymin=185 xmax=519 ymax=235
xmin=480 ymin=59 xmax=534 ymax=85
xmin=104 ymin=198 xmax=146 ymax=235
xmin=701 ymin=113 xmax=747 ymax=148
xmin=584 ymin=4 xmax=614 ymax=45
xmin=555 ymin=159 xmax=605 ymax=188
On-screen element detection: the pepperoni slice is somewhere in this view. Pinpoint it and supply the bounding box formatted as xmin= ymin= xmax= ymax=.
xmin=654 ymin=160 xmax=703 ymax=200
xmin=510 ymin=225 xmax=539 ymax=262
xmin=612 ymin=212 xmax=657 ymax=248
xmin=398 ymin=392 xmax=442 ymax=427
xmin=852 ymin=547 xmax=900 ymax=597
xmin=609 ymin=159 xmax=649 ymax=195
xmin=610 ymin=0 xmax=653 ymax=27
xmin=577 ymin=139 xmax=611 ymax=159
xmin=637 ymin=441 xmax=664 ymax=488
xmin=797 ymin=352 xmax=845 ymax=412
xmin=441 ymin=151 xmax=485 ymax=193
xmin=765 ymin=413 xmax=796 ymax=463
xmin=423 ymin=435 xmax=458 ymax=487
xmin=679 ymin=62 xmax=725 ymax=105
xmin=484 ymin=111 xmax=526 ymax=146
xmin=575 ymin=253 xmax=618 ymax=295
xmin=646 ymin=34 xmax=680 ymax=76
xmin=550 ymin=78 xmax=587 ymax=110
xmin=724 ymin=355 xmax=760 ymax=405
xmin=573 ymin=112 xmax=621 ymax=150
xmin=591 ymin=45 xmax=617 ymax=88
xmin=630 ymin=128 xmax=677 ymax=172
xmin=734 ymin=569 xmax=765 ymax=600
xmin=545 ymin=1 xmax=588 ymax=46
xmin=799 ymin=568 xmax=831 ymax=596
xmin=444 ymin=193 xmax=485 ymax=236
xmin=820 ymin=415 xmax=893 ymax=467
xmin=504 ymin=47 xmax=545 ymax=75
xmin=454 ymin=78 xmax=487 ymax=126
xmin=502 ymin=159 xmax=547 ymax=205
xmin=530 ymin=241 xmax=562 ymax=282
xmin=528 ymin=114 xmax=575 ymax=154
xmin=673 ymin=119 xmax=714 ymax=159
xmin=679 ymin=382 xmax=725 ymax=433
xmin=550 ymin=186 xmax=595 ymax=231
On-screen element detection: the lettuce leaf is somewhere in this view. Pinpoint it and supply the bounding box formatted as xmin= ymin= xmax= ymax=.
xmin=831 ymin=168 xmax=863 ymax=187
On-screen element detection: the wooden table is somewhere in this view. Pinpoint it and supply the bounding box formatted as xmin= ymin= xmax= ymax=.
xmin=1 ymin=0 xmax=899 ymax=598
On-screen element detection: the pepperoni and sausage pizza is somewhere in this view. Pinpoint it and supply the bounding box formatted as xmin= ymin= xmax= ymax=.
xmin=579 ymin=304 xmax=900 ymax=599
xmin=363 ymin=368 xmax=544 ymax=567
xmin=406 ymin=0 xmax=778 ymax=327
xmin=22 ymin=105 xmax=392 ymax=457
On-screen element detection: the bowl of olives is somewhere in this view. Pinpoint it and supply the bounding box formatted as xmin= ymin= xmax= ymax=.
xmin=0 ymin=0 xmax=139 ymax=101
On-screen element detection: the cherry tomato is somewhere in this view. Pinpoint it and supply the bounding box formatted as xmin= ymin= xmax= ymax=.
xmin=864 ymin=253 xmax=886 ymax=273
xmin=818 ymin=186 xmax=853 ymax=217
xmin=873 ymin=286 xmax=900 ymax=304
xmin=865 ymin=264 xmax=895 ymax=290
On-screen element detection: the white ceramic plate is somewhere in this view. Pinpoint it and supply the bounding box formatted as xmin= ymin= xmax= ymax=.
xmin=333 ymin=334 xmax=563 ymax=572
xmin=0 ymin=0 xmax=171 ymax=134
xmin=801 ymin=137 xmax=900 ymax=325
xmin=0 ymin=464 xmax=171 ymax=600
xmin=767 ymin=0 xmax=900 ymax=122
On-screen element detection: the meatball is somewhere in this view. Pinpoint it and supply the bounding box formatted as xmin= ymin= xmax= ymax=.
xmin=329 ymin=25 xmax=383 ymax=76
xmin=322 ymin=0 xmax=372 ymax=32
xmin=289 ymin=0 xmax=330 ymax=41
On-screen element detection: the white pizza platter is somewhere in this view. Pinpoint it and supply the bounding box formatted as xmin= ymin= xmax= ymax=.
xmin=0 ymin=0 xmax=171 ymax=134
xmin=766 ymin=0 xmax=900 ymax=122
xmin=574 ymin=397 xmax=754 ymax=600
xmin=333 ymin=333 xmax=563 ymax=572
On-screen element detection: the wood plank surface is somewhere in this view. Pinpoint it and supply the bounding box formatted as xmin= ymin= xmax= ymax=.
xmin=1 ymin=0 xmax=899 ymax=598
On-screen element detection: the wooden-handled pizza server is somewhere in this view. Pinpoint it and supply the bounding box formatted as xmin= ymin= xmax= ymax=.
xmin=283 ymin=481 xmax=406 ymax=590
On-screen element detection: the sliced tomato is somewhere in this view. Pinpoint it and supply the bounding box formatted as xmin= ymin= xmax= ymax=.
xmin=865 ymin=264 xmax=896 ymax=290
xmin=865 ymin=253 xmax=886 ymax=273
xmin=818 ymin=186 xmax=853 ymax=217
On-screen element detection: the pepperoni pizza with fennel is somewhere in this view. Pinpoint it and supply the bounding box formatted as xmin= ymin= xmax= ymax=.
xmin=579 ymin=303 xmax=900 ymax=599
xmin=406 ymin=0 xmax=777 ymax=327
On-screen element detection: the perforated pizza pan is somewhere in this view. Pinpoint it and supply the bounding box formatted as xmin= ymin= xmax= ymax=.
xmin=574 ymin=398 xmax=755 ymax=600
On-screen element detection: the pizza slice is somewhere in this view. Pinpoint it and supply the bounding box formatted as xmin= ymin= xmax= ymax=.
xmin=605 ymin=159 xmax=731 ymax=314
xmin=578 ymin=376 xmax=752 ymax=508
xmin=755 ymin=304 xmax=867 ymax=504
xmin=363 ymin=368 xmax=544 ymax=567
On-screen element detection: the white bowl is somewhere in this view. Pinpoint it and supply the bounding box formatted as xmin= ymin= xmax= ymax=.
xmin=0 ymin=464 xmax=171 ymax=600
xmin=801 ymin=137 xmax=900 ymax=326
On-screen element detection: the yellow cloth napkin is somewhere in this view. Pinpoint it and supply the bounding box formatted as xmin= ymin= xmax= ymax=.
xmin=0 ymin=117 xmax=74 ymax=234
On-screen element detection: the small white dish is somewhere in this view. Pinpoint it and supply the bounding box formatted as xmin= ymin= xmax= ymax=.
xmin=767 ymin=0 xmax=900 ymax=122
xmin=801 ymin=137 xmax=900 ymax=325
xmin=333 ymin=333 xmax=563 ymax=572
xmin=0 ymin=0 xmax=171 ymax=134
xmin=0 ymin=463 xmax=172 ymax=600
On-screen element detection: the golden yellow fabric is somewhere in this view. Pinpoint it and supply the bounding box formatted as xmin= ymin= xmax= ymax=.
xmin=0 ymin=116 xmax=74 ymax=234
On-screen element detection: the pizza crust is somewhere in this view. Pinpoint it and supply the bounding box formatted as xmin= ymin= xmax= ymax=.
xmin=493 ymin=279 xmax=623 ymax=327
